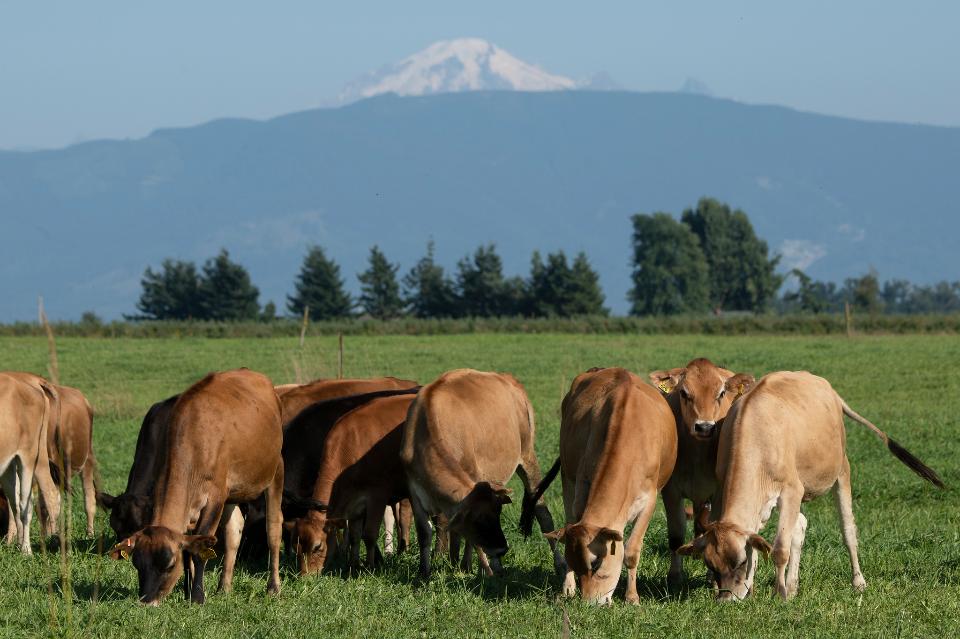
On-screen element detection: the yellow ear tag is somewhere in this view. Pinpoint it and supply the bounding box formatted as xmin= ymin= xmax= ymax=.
xmin=736 ymin=383 xmax=745 ymax=398
xmin=120 ymin=549 xmax=130 ymax=560
xmin=657 ymin=381 xmax=671 ymax=394
xmin=198 ymin=548 xmax=217 ymax=561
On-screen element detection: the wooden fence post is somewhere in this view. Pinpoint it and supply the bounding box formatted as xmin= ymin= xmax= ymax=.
xmin=844 ymin=302 xmax=853 ymax=338
xmin=299 ymin=306 xmax=309 ymax=348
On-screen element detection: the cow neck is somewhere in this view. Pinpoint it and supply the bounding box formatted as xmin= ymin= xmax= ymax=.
xmin=579 ymin=417 xmax=643 ymax=530
xmin=151 ymin=439 xmax=205 ymax=532
xmin=715 ymin=445 xmax=768 ymax=533
xmin=429 ymin=445 xmax=479 ymax=513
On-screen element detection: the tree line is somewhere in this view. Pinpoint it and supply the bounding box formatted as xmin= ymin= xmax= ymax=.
xmin=134 ymin=242 xmax=607 ymax=321
xmin=133 ymin=196 xmax=959 ymax=321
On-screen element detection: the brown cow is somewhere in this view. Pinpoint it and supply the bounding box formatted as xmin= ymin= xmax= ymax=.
xmin=286 ymin=392 xmax=418 ymax=575
xmin=401 ymin=369 xmax=562 ymax=579
xmin=109 ymin=369 xmax=284 ymax=605
xmin=0 ymin=373 xmax=61 ymax=554
xmin=678 ymin=371 xmax=944 ymax=600
xmin=537 ymin=368 xmax=676 ymax=604
xmin=40 ymin=384 xmax=99 ymax=536
xmin=280 ymin=377 xmax=418 ymax=425
xmin=648 ymin=358 xmax=754 ymax=587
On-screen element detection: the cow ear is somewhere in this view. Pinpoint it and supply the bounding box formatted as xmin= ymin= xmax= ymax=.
xmin=544 ymin=526 xmax=567 ymax=543
xmin=724 ymin=373 xmax=756 ymax=399
xmin=596 ymin=527 xmax=623 ymax=555
xmin=748 ymin=534 xmax=771 ymax=559
xmin=493 ymin=487 xmax=513 ymax=505
xmin=96 ymin=492 xmax=116 ymax=509
xmin=649 ymin=368 xmax=685 ymax=395
xmin=108 ymin=533 xmax=139 ymax=560
xmin=183 ymin=535 xmax=218 ymax=561
xmin=677 ymin=534 xmax=708 ymax=557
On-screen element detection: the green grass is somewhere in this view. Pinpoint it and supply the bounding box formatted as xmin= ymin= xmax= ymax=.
xmin=1 ymin=334 xmax=957 ymax=638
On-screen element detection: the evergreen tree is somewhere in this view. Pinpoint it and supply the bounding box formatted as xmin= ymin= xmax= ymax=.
xmin=455 ymin=244 xmax=512 ymax=317
xmin=629 ymin=213 xmax=709 ymax=315
xmin=681 ymin=197 xmax=782 ymax=312
xmin=567 ymin=252 xmax=607 ymax=315
xmin=402 ymin=240 xmax=458 ymax=318
xmin=134 ymin=259 xmax=202 ymax=320
xmin=197 ymin=249 xmax=260 ymax=321
xmin=357 ymin=245 xmax=404 ymax=319
xmin=287 ymin=246 xmax=353 ymax=319
xmin=527 ymin=250 xmax=607 ymax=316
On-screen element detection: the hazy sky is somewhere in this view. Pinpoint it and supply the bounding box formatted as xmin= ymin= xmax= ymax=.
xmin=2 ymin=1 xmax=958 ymax=149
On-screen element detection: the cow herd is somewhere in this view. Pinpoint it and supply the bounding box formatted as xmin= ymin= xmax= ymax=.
xmin=0 ymin=359 xmax=945 ymax=607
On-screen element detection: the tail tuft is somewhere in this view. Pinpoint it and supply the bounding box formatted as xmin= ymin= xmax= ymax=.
xmin=520 ymin=457 xmax=561 ymax=537
xmin=888 ymin=438 xmax=945 ymax=489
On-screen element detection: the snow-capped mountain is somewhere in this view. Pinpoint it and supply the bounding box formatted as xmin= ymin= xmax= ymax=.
xmin=337 ymin=38 xmax=579 ymax=104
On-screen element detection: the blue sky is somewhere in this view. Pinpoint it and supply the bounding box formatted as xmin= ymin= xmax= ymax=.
xmin=2 ymin=1 xmax=958 ymax=149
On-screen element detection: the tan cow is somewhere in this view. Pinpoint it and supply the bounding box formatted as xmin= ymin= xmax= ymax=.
xmin=109 ymin=369 xmax=284 ymax=604
xmin=401 ymin=369 xmax=562 ymax=579
xmin=280 ymin=377 xmax=418 ymax=425
xmin=0 ymin=373 xmax=61 ymax=553
xmin=535 ymin=368 xmax=676 ymax=604
xmin=41 ymin=384 xmax=99 ymax=536
xmin=286 ymin=391 xmax=418 ymax=575
xmin=648 ymin=358 xmax=754 ymax=587
xmin=678 ymin=371 xmax=944 ymax=600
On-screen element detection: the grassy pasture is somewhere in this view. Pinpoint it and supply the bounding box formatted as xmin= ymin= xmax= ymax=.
xmin=0 ymin=334 xmax=957 ymax=638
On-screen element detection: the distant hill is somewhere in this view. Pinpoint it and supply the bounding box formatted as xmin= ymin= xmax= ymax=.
xmin=1 ymin=90 xmax=958 ymax=320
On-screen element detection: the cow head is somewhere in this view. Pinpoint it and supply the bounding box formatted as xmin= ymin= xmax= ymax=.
xmin=449 ymin=482 xmax=512 ymax=559
xmin=545 ymin=523 xmax=623 ymax=604
xmin=677 ymin=521 xmax=771 ymax=601
xmin=285 ymin=506 xmax=344 ymax=576
xmin=109 ymin=526 xmax=216 ymax=605
xmin=97 ymin=492 xmax=154 ymax=541
xmin=649 ymin=358 xmax=754 ymax=440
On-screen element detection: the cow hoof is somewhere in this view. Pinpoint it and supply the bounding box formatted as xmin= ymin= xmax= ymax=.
xmin=267 ymin=581 xmax=281 ymax=596
xmin=852 ymin=575 xmax=866 ymax=592
xmin=625 ymin=593 xmax=640 ymax=605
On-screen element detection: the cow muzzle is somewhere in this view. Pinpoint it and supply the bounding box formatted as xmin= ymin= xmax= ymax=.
xmin=694 ymin=420 xmax=716 ymax=437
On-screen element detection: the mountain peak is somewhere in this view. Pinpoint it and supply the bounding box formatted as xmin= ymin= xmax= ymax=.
xmin=337 ymin=38 xmax=577 ymax=104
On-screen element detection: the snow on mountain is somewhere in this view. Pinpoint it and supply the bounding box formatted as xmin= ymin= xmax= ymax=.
xmin=337 ymin=38 xmax=578 ymax=103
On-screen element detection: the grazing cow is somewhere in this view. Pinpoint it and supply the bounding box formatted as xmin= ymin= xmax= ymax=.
xmin=286 ymin=391 xmax=419 ymax=575
xmin=0 ymin=373 xmax=61 ymax=553
xmin=37 ymin=384 xmax=100 ymax=536
xmin=401 ymin=369 xmax=562 ymax=580
xmin=109 ymin=369 xmax=284 ymax=604
xmin=97 ymin=395 xmax=179 ymax=540
xmin=648 ymin=358 xmax=754 ymax=588
xmin=534 ymin=367 xmax=676 ymax=604
xmin=678 ymin=371 xmax=945 ymax=600
xmin=279 ymin=377 xmax=418 ymax=425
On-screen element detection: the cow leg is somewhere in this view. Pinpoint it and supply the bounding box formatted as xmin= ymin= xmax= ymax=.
xmin=449 ymin=530 xmax=462 ymax=567
xmin=382 ymin=504 xmax=396 ymax=556
xmin=458 ymin=540 xmax=472 ymax=573
xmin=81 ymin=462 xmax=97 ymax=537
xmin=264 ymin=460 xmax=284 ymax=595
xmin=411 ymin=496 xmax=434 ymax=580
xmin=363 ymin=499 xmax=387 ymax=569
xmin=33 ymin=459 xmax=61 ymax=548
xmin=397 ymin=499 xmax=412 ymax=553
xmin=785 ymin=512 xmax=807 ymax=598
xmin=662 ymin=484 xmax=687 ymax=590
xmin=484 ymin=548 xmax=503 ymax=576
xmin=347 ymin=518 xmax=363 ymax=568
xmin=772 ymin=487 xmax=802 ymax=600
xmin=17 ymin=464 xmax=36 ymax=554
xmin=432 ymin=514 xmax=450 ymax=561
xmin=1 ymin=465 xmax=23 ymax=549
xmin=834 ymin=460 xmax=866 ymax=592
xmin=188 ymin=496 xmax=228 ymax=604
xmin=624 ymin=491 xmax=656 ymax=605
xmin=216 ymin=505 xmax=243 ymax=593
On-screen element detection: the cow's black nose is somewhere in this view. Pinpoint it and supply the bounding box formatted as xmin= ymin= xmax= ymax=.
xmin=694 ymin=421 xmax=716 ymax=436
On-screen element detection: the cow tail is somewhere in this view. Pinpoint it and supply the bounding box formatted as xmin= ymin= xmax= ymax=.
xmin=520 ymin=456 xmax=560 ymax=537
xmin=841 ymin=400 xmax=944 ymax=489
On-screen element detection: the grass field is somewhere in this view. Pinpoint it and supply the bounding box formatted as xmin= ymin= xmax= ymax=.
xmin=0 ymin=334 xmax=957 ymax=638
